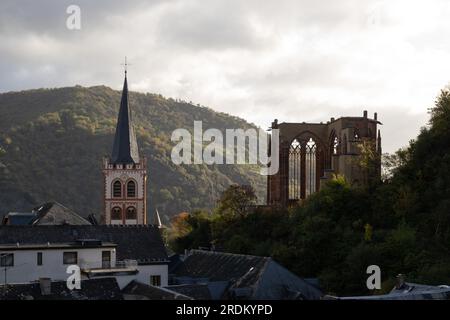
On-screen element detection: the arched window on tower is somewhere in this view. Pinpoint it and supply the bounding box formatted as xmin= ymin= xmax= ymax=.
xmin=113 ymin=181 xmax=122 ymax=198
xmin=126 ymin=206 xmax=137 ymax=220
xmin=111 ymin=207 xmax=122 ymax=220
xmin=127 ymin=180 xmax=136 ymax=198
xmin=288 ymin=139 xmax=301 ymax=200
xmin=305 ymin=138 xmax=317 ymax=197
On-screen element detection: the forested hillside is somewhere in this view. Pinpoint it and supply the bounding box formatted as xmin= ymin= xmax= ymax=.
xmin=0 ymin=86 xmax=265 ymax=222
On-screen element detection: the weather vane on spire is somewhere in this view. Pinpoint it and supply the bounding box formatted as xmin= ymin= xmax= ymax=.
xmin=121 ymin=56 xmax=131 ymax=76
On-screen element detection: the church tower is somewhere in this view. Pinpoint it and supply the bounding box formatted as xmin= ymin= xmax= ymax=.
xmin=102 ymin=71 xmax=147 ymax=225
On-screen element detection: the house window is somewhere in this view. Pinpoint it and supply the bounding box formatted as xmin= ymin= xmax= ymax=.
xmin=102 ymin=251 xmax=111 ymax=269
xmin=0 ymin=253 xmax=14 ymax=267
xmin=111 ymin=207 xmax=122 ymax=220
xmin=37 ymin=252 xmax=43 ymax=266
xmin=150 ymin=275 xmax=161 ymax=287
xmin=63 ymin=252 xmax=78 ymax=265
xmin=126 ymin=206 xmax=137 ymax=220
xmin=113 ymin=180 xmax=122 ymax=198
xmin=127 ymin=180 xmax=136 ymax=198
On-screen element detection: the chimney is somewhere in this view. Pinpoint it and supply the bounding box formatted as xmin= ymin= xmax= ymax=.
xmin=330 ymin=117 xmax=335 ymax=122
xmin=39 ymin=278 xmax=52 ymax=296
xmin=374 ymin=112 xmax=378 ymax=121
xmin=271 ymin=119 xmax=278 ymax=129
xmin=363 ymin=110 xmax=368 ymax=118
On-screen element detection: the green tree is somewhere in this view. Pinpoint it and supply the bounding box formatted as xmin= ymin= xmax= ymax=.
xmin=215 ymin=184 xmax=257 ymax=217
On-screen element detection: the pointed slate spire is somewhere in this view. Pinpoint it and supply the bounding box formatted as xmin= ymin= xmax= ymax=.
xmin=111 ymin=72 xmax=140 ymax=164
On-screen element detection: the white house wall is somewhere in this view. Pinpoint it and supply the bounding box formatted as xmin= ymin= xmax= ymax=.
xmin=0 ymin=247 xmax=116 ymax=285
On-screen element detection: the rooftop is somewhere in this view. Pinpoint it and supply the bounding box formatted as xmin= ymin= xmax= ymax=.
xmin=171 ymin=249 xmax=269 ymax=287
xmin=2 ymin=202 xmax=91 ymax=226
xmin=122 ymin=280 xmax=192 ymax=300
xmin=0 ymin=225 xmax=168 ymax=263
xmin=0 ymin=278 xmax=123 ymax=300
xmin=0 ymin=241 xmax=116 ymax=251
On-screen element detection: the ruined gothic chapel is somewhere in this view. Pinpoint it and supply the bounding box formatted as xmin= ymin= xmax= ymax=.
xmin=267 ymin=111 xmax=382 ymax=207
xmin=102 ymin=71 xmax=147 ymax=225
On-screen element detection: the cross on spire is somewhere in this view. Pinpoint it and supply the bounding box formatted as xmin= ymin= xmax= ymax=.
xmin=121 ymin=56 xmax=131 ymax=76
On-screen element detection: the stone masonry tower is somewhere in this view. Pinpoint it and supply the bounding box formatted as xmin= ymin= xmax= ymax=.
xmin=102 ymin=71 xmax=147 ymax=225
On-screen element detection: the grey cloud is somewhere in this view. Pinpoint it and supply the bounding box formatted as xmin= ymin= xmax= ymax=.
xmin=0 ymin=0 xmax=163 ymax=35
xmin=155 ymin=0 xmax=267 ymax=51
xmin=0 ymin=0 xmax=447 ymax=154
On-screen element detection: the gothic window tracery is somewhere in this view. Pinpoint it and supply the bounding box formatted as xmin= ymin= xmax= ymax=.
xmin=288 ymin=136 xmax=321 ymax=200
xmin=305 ymin=138 xmax=317 ymax=197
xmin=288 ymin=139 xmax=301 ymax=200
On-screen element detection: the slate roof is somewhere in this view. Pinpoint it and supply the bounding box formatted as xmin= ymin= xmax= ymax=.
xmin=166 ymin=284 xmax=212 ymax=300
xmin=111 ymin=73 xmax=140 ymax=164
xmin=0 ymin=278 xmax=123 ymax=300
xmin=33 ymin=202 xmax=91 ymax=225
xmin=122 ymin=280 xmax=192 ymax=300
xmin=390 ymin=282 xmax=445 ymax=294
xmin=171 ymin=250 xmax=269 ymax=287
xmin=0 ymin=225 xmax=168 ymax=263
xmin=171 ymin=250 xmax=323 ymax=300
xmin=333 ymin=282 xmax=450 ymax=300
xmin=2 ymin=202 xmax=91 ymax=226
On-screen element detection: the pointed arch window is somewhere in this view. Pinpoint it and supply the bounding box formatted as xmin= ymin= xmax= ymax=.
xmin=289 ymin=136 xmax=323 ymax=200
xmin=113 ymin=181 xmax=122 ymax=198
xmin=111 ymin=207 xmax=122 ymax=220
xmin=354 ymin=129 xmax=360 ymax=140
xmin=126 ymin=206 xmax=137 ymax=220
xmin=127 ymin=180 xmax=136 ymax=198
xmin=333 ymin=136 xmax=339 ymax=155
xmin=305 ymin=138 xmax=317 ymax=197
xmin=289 ymin=139 xmax=301 ymax=200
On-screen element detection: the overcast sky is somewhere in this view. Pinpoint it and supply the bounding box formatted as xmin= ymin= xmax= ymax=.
xmin=1 ymin=0 xmax=450 ymax=153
